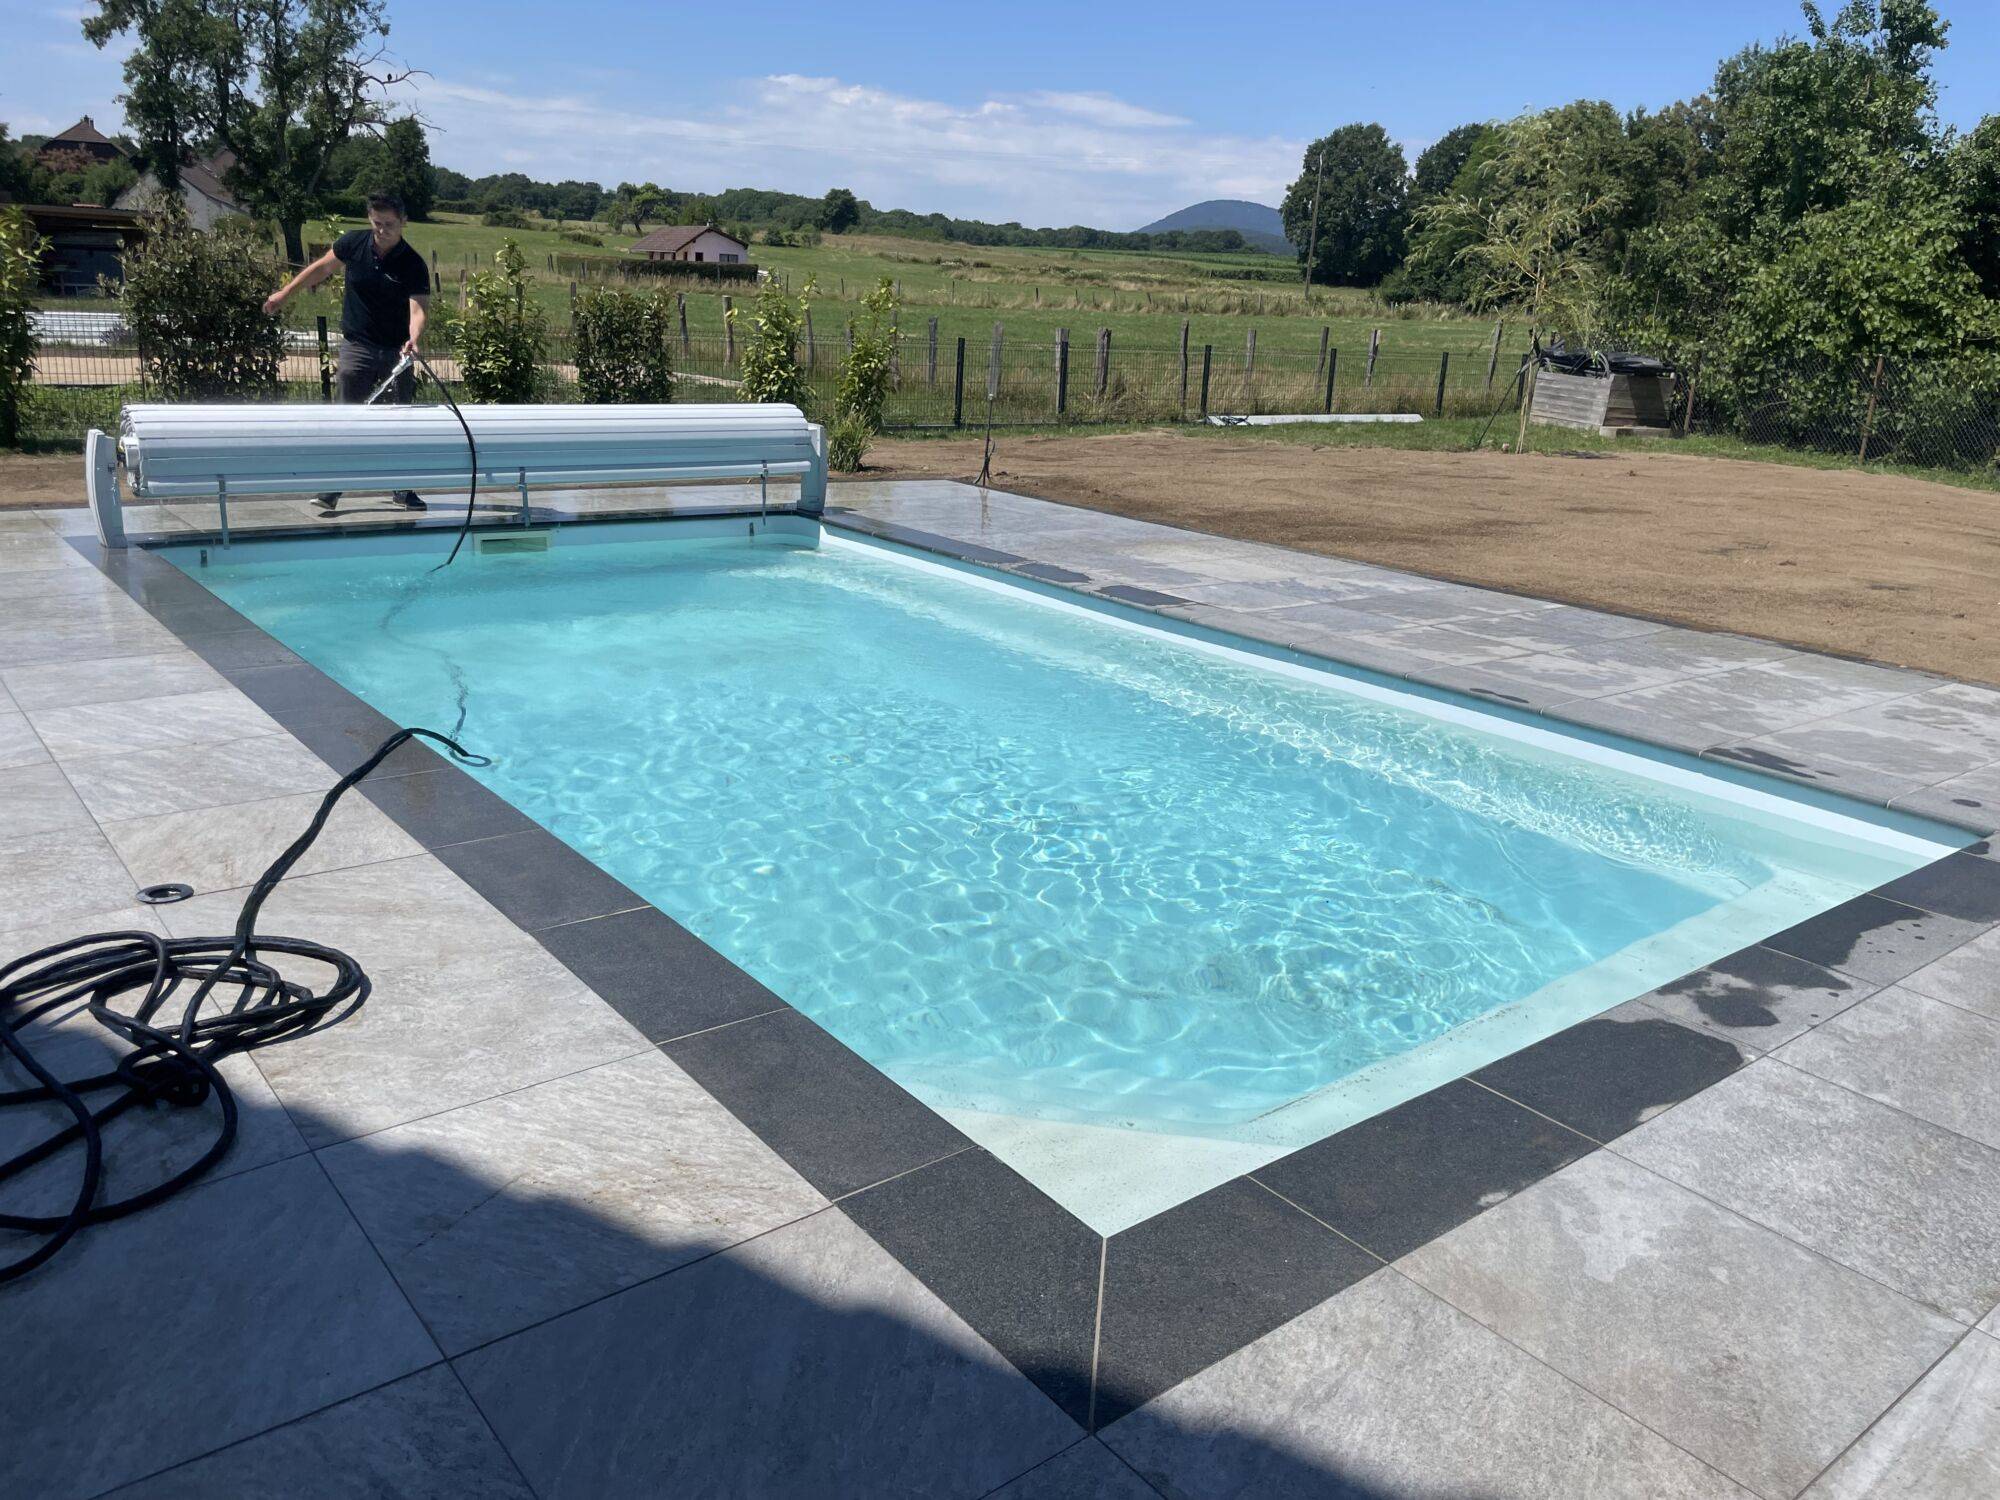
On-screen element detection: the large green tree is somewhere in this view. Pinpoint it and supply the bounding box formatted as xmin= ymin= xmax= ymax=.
xmin=1281 ymin=123 xmax=1409 ymax=286
xmin=818 ymin=187 xmax=860 ymax=234
xmin=82 ymin=0 xmax=412 ymax=265
xmin=1411 ymin=123 xmax=1498 ymax=202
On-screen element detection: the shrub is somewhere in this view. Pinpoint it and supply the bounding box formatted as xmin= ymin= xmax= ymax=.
xmin=572 ymin=287 xmax=675 ymax=403
xmin=0 ymin=206 xmax=38 ymax=448
xmin=730 ymin=274 xmax=813 ymax=410
xmin=454 ymin=239 xmax=545 ymax=402
xmin=114 ymin=201 xmax=283 ymax=400
xmin=560 ymin=229 xmax=604 ymax=247
xmin=829 ymin=277 xmax=897 ymax=470
xmin=825 ymin=410 xmax=873 ymax=472
xmin=481 ymin=206 xmax=531 ymax=229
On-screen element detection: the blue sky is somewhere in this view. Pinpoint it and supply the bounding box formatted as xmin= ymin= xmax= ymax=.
xmin=7 ymin=1 xmax=1996 ymax=227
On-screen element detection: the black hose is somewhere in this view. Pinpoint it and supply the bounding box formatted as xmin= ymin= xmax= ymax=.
xmin=0 ymin=726 xmax=487 ymax=1282
xmin=405 ymin=347 xmax=480 ymax=571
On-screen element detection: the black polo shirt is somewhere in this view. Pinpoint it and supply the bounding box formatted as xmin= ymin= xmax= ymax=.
xmin=333 ymin=228 xmax=430 ymax=347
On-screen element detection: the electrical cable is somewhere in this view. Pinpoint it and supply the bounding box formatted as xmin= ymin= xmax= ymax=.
xmin=0 ymin=726 xmax=488 ymax=1283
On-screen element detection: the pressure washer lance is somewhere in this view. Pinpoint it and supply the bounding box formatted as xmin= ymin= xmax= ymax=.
xmin=361 ymin=350 xmax=416 ymax=406
xmin=0 ymin=726 xmax=489 ymax=1282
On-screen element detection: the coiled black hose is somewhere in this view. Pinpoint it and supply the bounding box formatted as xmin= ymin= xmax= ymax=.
xmin=0 ymin=726 xmax=487 ymax=1282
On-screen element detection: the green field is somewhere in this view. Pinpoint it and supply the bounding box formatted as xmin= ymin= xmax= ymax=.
xmin=276 ymin=214 xmax=1507 ymax=365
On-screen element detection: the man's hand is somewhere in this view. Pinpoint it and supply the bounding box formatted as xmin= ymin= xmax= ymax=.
xmin=262 ymin=292 xmax=285 ymax=317
xmin=400 ymin=337 xmax=420 ymax=358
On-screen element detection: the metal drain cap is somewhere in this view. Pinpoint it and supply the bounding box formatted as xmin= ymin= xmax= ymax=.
xmin=136 ymin=883 xmax=195 ymax=905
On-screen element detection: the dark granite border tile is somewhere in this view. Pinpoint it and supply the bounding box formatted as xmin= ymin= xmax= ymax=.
xmin=1874 ymin=849 xmax=2000 ymax=923
xmin=1096 ymin=584 xmax=1189 ymax=607
xmin=433 ymin=827 xmax=646 ymax=930
xmin=536 ymin=905 xmax=784 ymax=1041
xmin=1092 ymin=1177 xmax=1377 ymax=1426
xmin=1253 ymin=1078 xmax=1596 ymax=1259
xmin=829 ymin=512 xmax=1026 ymax=567
xmin=839 ymin=1150 xmax=1101 ymax=1425
xmin=1763 ymin=891 xmax=1985 ymax=984
xmin=1468 ymin=1013 xmax=1750 ymax=1144
xmin=69 ymin=518 xmax=1993 ymax=1439
xmin=1013 ymin=562 xmax=1092 ymax=584
xmin=663 ymin=1007 xmax=972 ymax=1201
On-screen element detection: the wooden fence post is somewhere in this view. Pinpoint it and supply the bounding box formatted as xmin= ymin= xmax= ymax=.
xmin=1681 ymin=353 xmax=1700 ymax=435
xmin=1198 ymin=345 xmax=1214 ymax=419
xmin=953 ymin=337 xmax=966 ymax=427
xmin=1324 ymin=348 xmax=1338 ymax=414
xmin=1178 ymin=320 xmax=1191 ymax=415
xmin=926 ymin=317 xmax=939 ymax=386
xmin=677 ymin=293 xmax=689 ymax=357
xmin=1365 ymin=328 xmax=1380 ymax=387
xmin=1095 ymin=328 xmax=1111 ymax=399
xmin=723 ymin=296 xmax=734 ymax=365
xmin=1244 ymin=328 xmax=1257 ymax=383
xmin=1486 ymin=321 xmax=1503 ymax=391
xmin=988 ymin=323 xmax=1004 ymax=402
xmin=316 ymin=316 xmax=332 ymax=403
xmin=889 ymin=309 xmax=900 ymax=387
xmin=1056 ymin=329 xmax=1070 ymax=417
xmin=1858 ymin=355 xmax=1885 ymax=463
xmin=803 ymin=309 xmax=815 ymax=371
xmin=1435 ymin=351 xmax=1450 ymax=416
xmin=1317 ymin=325 xmax=1330 ymax=377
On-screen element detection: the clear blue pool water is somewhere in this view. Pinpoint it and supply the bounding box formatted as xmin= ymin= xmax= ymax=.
xmin=167 ymin=525 xmax=1957 ymax=1230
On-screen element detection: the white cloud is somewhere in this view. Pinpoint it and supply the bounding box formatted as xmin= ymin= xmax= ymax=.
xmin=398 ymin=72 xmax=1302 ymax=228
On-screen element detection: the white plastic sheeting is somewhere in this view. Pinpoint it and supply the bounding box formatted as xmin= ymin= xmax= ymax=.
xmin=117 ymin=402 xmax=823 ymax=499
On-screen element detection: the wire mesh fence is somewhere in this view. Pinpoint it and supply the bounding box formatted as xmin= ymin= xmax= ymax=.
xmin=20 ymin=314 xmax=2000 ymax=484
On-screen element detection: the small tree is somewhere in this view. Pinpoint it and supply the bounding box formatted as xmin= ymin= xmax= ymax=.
xmin=730 ymin=275 xmax=813 ymax=410
xmin=116 ymin=202 xmax=283 ymax=399
xmin=454 ymin=239 xmax=545 ymax=402
xmin=379 ymin=118 xmax=435 ymax=220
xmin=819 ymin=187 xmax=860 ymax=234
xmin=572 ymin=287 xmax=675 ymax=403
xmin=829 ymin=278 xmax=896 ymax=470
xmin=0 ymin=207 xmax=38 ymax=448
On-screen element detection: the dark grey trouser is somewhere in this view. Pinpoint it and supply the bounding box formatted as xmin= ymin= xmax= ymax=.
xmin=323 ymin=339 xmax=417 ymax=504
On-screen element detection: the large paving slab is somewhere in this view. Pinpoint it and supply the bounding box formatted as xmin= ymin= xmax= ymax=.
xmin=318 ymin=1049 xmax=826 ymax=1353
xmin=1778 ymin=985 xmax=2000 ymax=1150
xmin=1615 ymin=1059 xmax=2000 ymax=1322
xmin=1102 ymin=1269 xmax=1748 ymax=1499
xmin=0 ymin=1156 xmax=439 ymax=1500
xmin=453 ymin=1207 xmax=1080 ymax=1499
xmin=1397 ymin=1151 xmax=1961 ymax=1498
xmin=1801 ymin=1330 xmax=2000 ymax=1500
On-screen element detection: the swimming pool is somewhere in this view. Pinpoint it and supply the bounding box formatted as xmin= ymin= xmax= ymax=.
xmin=165 ymin=522 xmax=1962 ymax=1231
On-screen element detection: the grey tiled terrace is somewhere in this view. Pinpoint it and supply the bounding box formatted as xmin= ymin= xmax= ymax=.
xmin=2 ymin=478 xmax=1998 ymax=1498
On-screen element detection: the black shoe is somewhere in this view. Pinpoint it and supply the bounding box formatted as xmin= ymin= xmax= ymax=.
xmin=314 ymin=495 xmax=339 ymax=513
xmin=393 ymin=491 xmax=428 ymax=511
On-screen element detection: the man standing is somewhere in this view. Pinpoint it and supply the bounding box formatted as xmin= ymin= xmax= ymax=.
xmin=264 ymin=192 xmax=430 ymax=512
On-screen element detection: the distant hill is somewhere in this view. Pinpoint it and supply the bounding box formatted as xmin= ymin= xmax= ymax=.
xmin=1137 ymin=199 xmax=1294 ymax=255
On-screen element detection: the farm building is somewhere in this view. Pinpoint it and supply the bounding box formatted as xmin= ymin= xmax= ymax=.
xmin=36 ymin=116 xmax=125 ymax=167
xmin=628 ymin=224 xmax=749 ymax=264
xmin=115 ymin=149 xmax=248 ymax=230
xmin=21 ymin=202 xmax=145 ymax=294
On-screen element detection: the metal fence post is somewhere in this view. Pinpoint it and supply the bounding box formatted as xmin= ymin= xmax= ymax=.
xmin=1178 ymin=319 xmax=1190 ymax=415
xmin=1859 ymin=355 xmax=1885 ymax=464
xmin=1435 ymin=351 xmax=1450 ymax=416
xmin=316 ymin=316 xmax=332 ymax=403
xmin=1324 ymin=348 xmax=1338 ymax=414
xmin=1056 ymin=329 xmax=1069 ymax=418
xmin=1199 ymin=345 xmax=1212 ymax=419
xmin=953 ymin=337 xmax=966 ymax=427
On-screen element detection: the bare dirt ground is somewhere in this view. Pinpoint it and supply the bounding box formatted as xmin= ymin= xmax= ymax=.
xmin=0 ymin=453 xmax=87 ymax=509
xmin=863 ymin=431 xmax=2000 ymax=686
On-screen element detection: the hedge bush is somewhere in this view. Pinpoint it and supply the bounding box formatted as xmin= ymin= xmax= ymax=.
xmin=454 ymin=240 xmax=545 ymax=402
xmin=0 ymin=206 xmax=38 ymax=447
xmin=572 ymin=287 xmax=675 ymax=403
xmin=115 ymin=202 xmax=283 ymax=400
